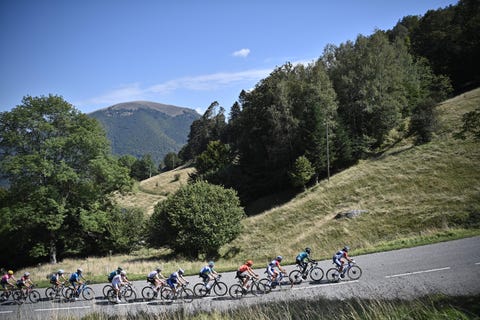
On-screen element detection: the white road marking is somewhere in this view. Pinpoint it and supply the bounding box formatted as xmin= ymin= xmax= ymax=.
xmin=475 ymin=262 xmax=480 ymax=265
xmin=385 ymin=267 xmax=450 ymax=278
xmin=0 ymin=310 xmax=13 ymax=314
xmin=35 ymin=306 xmax=91 ymax=312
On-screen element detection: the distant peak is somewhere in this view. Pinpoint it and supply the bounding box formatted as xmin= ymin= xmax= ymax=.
xmin=95 ymin=101 xmax=198 ymax=117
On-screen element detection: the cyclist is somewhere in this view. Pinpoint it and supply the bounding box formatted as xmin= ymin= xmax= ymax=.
xmin=266 ymin=256 xmax=286 ymax=284
xmin=107 ymin=266 xmax=123 ymax=283
xmin=236 ymin=260 xmax=258 ymax=290
xmin=16 ymin=272 xmax=34 ymax=294
xmin=111 ymin=270 xmax=129 ymax=303
xmin=69 ymin=268 xmax=86 ymax=299
xmin=295 ymin=247 xmax=313 ymax=276
xmin=333 ymin=246 xmax=354 ymax=277
xmin=166 ymin=269 xmax=188 ymax=297
xmin=147 ymin=267 xmax=166 ymax=293
xmin=1 ymin=270 xmax=16 ymax=293
xmin=49 ymin=269 xmax=67 ymax=293
xmin=199 ymin=261 xmax=218 ymax=290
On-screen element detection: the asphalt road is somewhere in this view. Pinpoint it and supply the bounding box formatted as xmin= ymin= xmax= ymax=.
xmin=1 ymin=236 xmax=479 ymax=319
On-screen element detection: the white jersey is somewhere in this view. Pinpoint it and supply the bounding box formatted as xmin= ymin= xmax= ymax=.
xmin=112 ymin=274 xmax=123 ymax=286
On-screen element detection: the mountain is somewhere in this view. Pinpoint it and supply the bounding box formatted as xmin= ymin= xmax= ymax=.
xmin=89 ymin=101 xmax=200 ymax=164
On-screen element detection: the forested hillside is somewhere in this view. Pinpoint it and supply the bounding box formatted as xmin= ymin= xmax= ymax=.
xmin=89 ymin=101 xmax=200 ymax=165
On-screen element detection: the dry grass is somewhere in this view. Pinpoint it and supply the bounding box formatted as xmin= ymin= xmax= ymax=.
xmin=17 ymin=89 xmax=480 ymax=284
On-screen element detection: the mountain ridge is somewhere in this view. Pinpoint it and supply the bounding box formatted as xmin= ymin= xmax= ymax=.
xmin=89 ymin=101 xmax=200 ymax=164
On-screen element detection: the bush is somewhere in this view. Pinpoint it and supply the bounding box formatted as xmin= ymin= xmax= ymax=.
xmin=148 ymin=181 xmax=245 ymax=258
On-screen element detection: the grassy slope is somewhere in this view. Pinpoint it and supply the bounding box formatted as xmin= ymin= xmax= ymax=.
xmin=221 ymin=88 xmax=480 ymax=264
xmin=22 ymin=89 xmax=480 ymax=284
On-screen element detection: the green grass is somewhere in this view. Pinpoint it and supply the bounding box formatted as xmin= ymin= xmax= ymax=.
xmin=18 ymin=88 xmax=480 ymax=286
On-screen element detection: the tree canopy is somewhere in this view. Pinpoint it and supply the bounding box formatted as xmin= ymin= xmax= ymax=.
xmin=0 ymin=95 xmax=133 ymax=266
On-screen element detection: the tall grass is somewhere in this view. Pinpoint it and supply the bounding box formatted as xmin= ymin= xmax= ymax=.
xmin=72 ymin=295 xmax=480 ymax=319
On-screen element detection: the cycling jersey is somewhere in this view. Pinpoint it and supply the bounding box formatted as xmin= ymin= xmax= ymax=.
xmin=111 ymin=274 xmax=123 ymax=289
xmin=296 ymin=251 xmax=309 ymax=261
xmin=69 ymin=272 xmax=82 ymax=283
xmin=147 ymin=271 xmax=158 ymax=279
xmin=200 ymin=266 xmax=213 ymax=274
xmin=166 ymin=272 xmax=180 ymax=288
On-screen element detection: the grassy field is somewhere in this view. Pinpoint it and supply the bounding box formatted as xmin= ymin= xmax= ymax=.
xmin=68 ymin=294 xmax=480 ymax=319
xmin=19 ymin=88 xmax=480 ymax=286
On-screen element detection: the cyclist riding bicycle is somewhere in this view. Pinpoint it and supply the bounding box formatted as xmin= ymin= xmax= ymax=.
xmin=107 ymin=266 xmax=123 ymax=283
xmin=16 ymin=272 xmax=33 ymax=290
xmin=69 ymin=268 xmax=85 ymax=299
xmin=166 ymin=269 xmax=188 ymax=296
xmin=199 ymin=261 xmax=218 ymax=290
xmin=236 ymin=260 xmax=258 ymax=290
xmin=296 ymin=247 xmax=313 ymax=275
xmin=266 ymin=256 xmax=286 ymax=283
xmin=333 ymin=246 xmax=354 ymax=278
xmin=111 ymin=270 xmax=129 ymax=303
xmin=50 ymin=269 xmax=67 ymax=290
xmin=1 ymin=270 xmax=16 ymax=292
xmin=147 ymin=267 xmax=166 ymax=292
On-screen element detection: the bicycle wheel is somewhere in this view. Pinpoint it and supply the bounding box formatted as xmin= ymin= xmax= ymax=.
xmin=28 ymin=290 xmax=41 ymax=303
xmin=124 ymin=289 xmax=136 ymax=303
xmin=326 ymin=268 xmax=340 ymax=282
xmin=193 ymin=283 xmax=208 ymax=297
xmin=213 ymin=281 xmax=228 ymax=296
xmin=250 ymin=281 xmax=266 ymax=295
xmin=82 ymin=287 xmax=95 ymax=300
xmin=289 ymin=270 xmax=303 ymax=285
xmin=347 ymin=265 xmax=362 ymax=280
xmin=179 ymin=288 xmax=194 ymax=303
xmin=64 ymin=287 xmax=75 ymax=300
xmin=106 ymin=289 xmax=117 ymax=304
xmin=45 ymin=287 xmax=56 ymax=300
xmin=141 ymin=286 xmax=157 ymax=301
xmin=161 ymin=287 xmax=174 ymax=300
xmin=102 ymin=284 xmax=113 ymax=297
xmin=309 ymin=267 xmax=324 ymax=281
xmin=258 ymin=278 xmax=272 ymax=293
xmin=228 ymin=284 xmax=243 ymax=299
xmin=12 ymin=290 xmax=25 ymax=304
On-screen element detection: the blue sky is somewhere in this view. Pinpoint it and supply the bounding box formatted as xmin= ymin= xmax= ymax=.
xmin=0 ymin=0 xmax=457 ymax=116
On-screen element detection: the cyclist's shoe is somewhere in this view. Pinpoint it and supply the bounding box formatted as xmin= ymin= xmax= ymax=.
xmin=340 ymin=274 xmax=345 ymax=279
xmin=116 ymin=298 xmax=121 ymax=303
xmin=302 ymin=275 xmax=307 ymax=280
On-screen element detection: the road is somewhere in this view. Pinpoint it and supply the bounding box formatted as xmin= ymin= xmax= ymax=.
xmin=1 ymin=236 xmax=479 ymax=319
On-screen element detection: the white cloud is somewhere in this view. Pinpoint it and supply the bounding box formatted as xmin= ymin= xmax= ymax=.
xmin=232 ymin=48 xmax=250 ymax=58
xmin=81 ymin=68 xmax=271 ymax=108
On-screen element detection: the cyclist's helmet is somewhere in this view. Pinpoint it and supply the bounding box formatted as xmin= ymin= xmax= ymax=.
xmin=77 ymin=268 xmax=83 ymax=273
xmin=156 ymin=267 xmax=162 ymax=272
xmin=117 ymin=266 xmax=123 ymax=271
xmin=24 ymin=272 xmax=30 ymax=277
xmin=208 ymin=261 xmax=215 ymax=267
xmin=7 ymin=270 xmax=13 ymax=275
xmin=305 ymin=247 xmax=311 ymax=254
xmin=343 ymin=246 xmax=350 ymax=252
xmin=178 ymin=269 xmax=185 ymax=275
xmin=57 ymin=269 xmax=64 ymax=275
xmin=246 ymin=260 xmax=253 ymax=267
xmin=276 ymin=255 xmax=283 ymax=262
xmin=120 ymin=270 xmax=127 ymax=276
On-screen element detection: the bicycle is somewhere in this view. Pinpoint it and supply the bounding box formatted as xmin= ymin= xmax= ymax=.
xmin=12 ymin=285 xmax=41 ymax=304
xmin=64 ymin=281 xmax=95 ymax=301
xmin=229 ymin=276 xmax=266 ymax=299
xmin=141 ymin=280 xmax=167 ymax=301
xmin=45 ymin=281 xmax=69 ymax=300
xmin=0 ymin=284 xmax=17 ymax=302
xmin=161 ymin=283 xmax=194 ymax=303
xmin=259 ymin=271 xmax=291 ymax=293
xmin=289 ymin=260 xmax=324 ymax=284
xmin=326 ymin=261 xmax=362 ymax=282
xmin=193 ymin=275 xmax=228 ymax=297
xmin=107 ymin=282 xmax=137 ymax=303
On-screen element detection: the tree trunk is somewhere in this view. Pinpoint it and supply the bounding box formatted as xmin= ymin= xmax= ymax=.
xmin=49 ymin=240 xmax=57 ymax=264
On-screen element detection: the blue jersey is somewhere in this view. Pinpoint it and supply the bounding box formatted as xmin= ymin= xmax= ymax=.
xmin=200 ymin=266 xmax=213 ymax=275
xmin=69 ymin=272 xmax=81 ymax=283
xmin=296 ymin=251 xmax=309 ymax=261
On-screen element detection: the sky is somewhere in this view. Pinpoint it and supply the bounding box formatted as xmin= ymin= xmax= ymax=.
xmin=0 ymin=0 xmax=458 ymax=116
